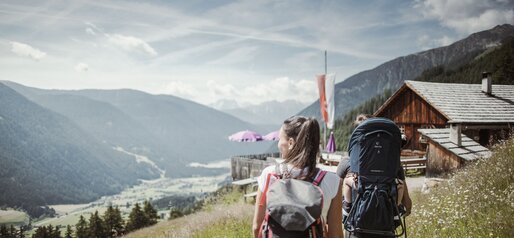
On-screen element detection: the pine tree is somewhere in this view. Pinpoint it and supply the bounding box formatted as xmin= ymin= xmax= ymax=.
xmin=64 ymin=225 xmax=72 ymax=238
xmin=103 ymin=205 xmax=124 ymax=237
xmin=88 ymin=211 xmax=106 ymax=238
xmin=169 ymin=207 xmax=183 ymax=220
xmin=46 ymin=225 xmax=54 ymax=238
xmin=19 ymin=226 xmax=26 ymax=238
xmin=32 ymin=226 xmax=47 ymax=238
xmin=9 ymin=225 xmax=16 ymax=238
xmin=52 ymin=226 xmax=62 ymax=238
xmin=113 ymin=207 xmax=124 ymax=236
xmin=125 ymin=203 xmax=145 ymax=232
xmin=74 ymin=215 xmax=88 ymax=238
xmin=142 ymin=201 xmax=158 ymax=226
xmin=0 ymin=224 xmax=8 ymax=238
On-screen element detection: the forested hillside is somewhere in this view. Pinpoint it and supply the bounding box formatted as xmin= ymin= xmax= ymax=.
xmin=0 ymin=84 xmax=159 ymax=217
xmin=333 ymin=89 xmax=393 ymax=151
xmin=3 ymin=82 xmax=273 ymax=177
xmin=417 ymin=36 xmax=514 ymax=85
xmin=333 ymin=36 xmax=514 ymax=151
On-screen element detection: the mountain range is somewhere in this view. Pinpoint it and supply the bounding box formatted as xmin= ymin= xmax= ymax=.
xmin=299 ymin=24 xmax=514 ymax=120
xmin=0 ymin=82 xmax=274 ymax=216
xmin=0 ymin=84 xmax=159 ymax=216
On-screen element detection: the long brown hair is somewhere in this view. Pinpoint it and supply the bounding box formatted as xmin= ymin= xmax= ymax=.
xmin=282 ymin=116 xmax=320 ymax=180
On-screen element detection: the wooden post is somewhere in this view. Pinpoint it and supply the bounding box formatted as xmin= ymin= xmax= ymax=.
xmin=450 ymin=123 xmax=462 ymax=147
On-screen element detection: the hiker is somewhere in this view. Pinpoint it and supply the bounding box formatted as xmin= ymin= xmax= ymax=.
xmin=338 ymin=114 xmax=412 ymax=237
xmin=252 ymin=116 xmax=343 ymax=238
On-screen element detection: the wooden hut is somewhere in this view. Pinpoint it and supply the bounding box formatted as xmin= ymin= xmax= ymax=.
xmin=418 ymin=128 xmax=491 ymax=176
xmin=374 ymin=76 xmax=514 ymax=174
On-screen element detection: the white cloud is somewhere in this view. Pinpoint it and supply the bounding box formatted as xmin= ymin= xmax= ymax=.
xmin=206 ymin=77 xmax=318 ymax=105
xmin=207 ymin=80 xmax=239 ymax=98
xmin=85 ymin=27 xmax=96 ymax=35
xmin=163 ymin=81 xmax=199 ymax=99
xmin=84 ymin=22 xmax=104 ymax=36
xmin=416 ymin=0 xmax=514 ymax=34
xmin=75 ymin=63 xmax=89 ymax=72
xmin=106 ymin=34 xmax=158 ymax=56
xmin=417 ymin=34 xmax=455 ymax=49
xmin=10 ymin=41 xmax=46 ymax=61
xmin=207 ymin=46 xmax=259 ymax=65
xmin=85 ymin=22 xmax=102 ymax=32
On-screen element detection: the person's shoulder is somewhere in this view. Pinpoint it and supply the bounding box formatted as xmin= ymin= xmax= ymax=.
xmin=319 ymin=171 xmax=340 ymax=198
xmin=336 ymin=158 xmax=350 ymax=178
xmin=321 ymin=171 xmax=340 ymax=183
xmin=337 ymin=157 xmax=350 ymax=168
xmin=261 ymin=165 xmax=278 ymax=176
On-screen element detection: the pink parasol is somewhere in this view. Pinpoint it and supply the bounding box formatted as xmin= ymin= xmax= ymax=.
xmin=263 ymin=131 xmax=279 ymax=141
xmin=228 ymin=130 xmax=263 ymax=142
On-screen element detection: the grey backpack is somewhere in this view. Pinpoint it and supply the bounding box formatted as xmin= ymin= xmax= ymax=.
xmin=259 ymin=165 xmax=327 ymax=238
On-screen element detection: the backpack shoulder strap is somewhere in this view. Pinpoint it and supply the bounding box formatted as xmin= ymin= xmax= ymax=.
xmin=312 ymin=169 xmax=327 ymax=186
xmin=274 ymin=163 xmax=281 ymax=176
xmin=259 ymin=165 xmax=281 ymax=206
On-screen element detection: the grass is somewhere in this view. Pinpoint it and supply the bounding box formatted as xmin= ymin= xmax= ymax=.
xmin=123 ymin=187 xmax=254 ymax=238
xmin=0 ymin=210 xmax=29 ymax=225
xmin=407 ymin=138 xmax=514 ymax=237
xmin=33 ymin=206 xmax=108 ymax=228
xmin=190 ymin=216 xmax=252 ymax=238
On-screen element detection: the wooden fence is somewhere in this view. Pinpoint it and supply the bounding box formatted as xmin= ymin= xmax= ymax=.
xmin=231 ymin=153 xmax=279 ymax=180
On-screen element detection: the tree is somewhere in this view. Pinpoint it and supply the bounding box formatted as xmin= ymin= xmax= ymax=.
xmin=125 ymin=203 xmax=145 ymax=232
xmin=19 ymin=226 xmax=26 ymax=238
xmin=32 ymin=226 xmax=48 ymax=238
xmin=0 ymin=224 xmax=8 ymax=238
xmin=9 ymin=225 xmax=16 ymax=238
xmin=103 ymin=206 xmax=124 ymax=237
xmin=142 ymin=201 xmax=158 ymax=226
xmin=64 ymin=225 xmax=73 ymax=238
xmin=52 ymin=226 xmax=62 ymax=238
xmin=88 ymin=211 xmax=106 ymax=238
xmin=30 ymin=225 xmax=63 ymax=238
xmin=74 ymin=215 xmax=88 ymax=238
xmin=169 ymin=208 xmax=183 ymax=220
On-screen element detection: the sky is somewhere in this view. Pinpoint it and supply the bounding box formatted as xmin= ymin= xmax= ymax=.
xmin=1 ymin=0 xmax=513 ymax=107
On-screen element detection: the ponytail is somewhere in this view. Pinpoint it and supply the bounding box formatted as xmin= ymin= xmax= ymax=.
xmin=282 ymin=116 xmax=320 ymax=180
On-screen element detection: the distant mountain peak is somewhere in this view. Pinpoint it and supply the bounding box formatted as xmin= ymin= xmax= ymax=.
xmin=491 ymin=23 xmax=514 ymax=31
xmin=210 ymin=99 xmax=241 ymax=110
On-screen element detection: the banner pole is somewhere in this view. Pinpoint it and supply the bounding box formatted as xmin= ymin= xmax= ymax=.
xmin=323 ymin=50 xmax=327 ymax=150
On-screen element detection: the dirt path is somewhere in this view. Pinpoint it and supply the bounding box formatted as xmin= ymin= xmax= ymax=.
xmin=406 ymin=176 xmax=425 ymax=192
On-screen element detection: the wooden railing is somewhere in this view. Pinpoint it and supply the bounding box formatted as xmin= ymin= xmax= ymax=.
xmin=401 ymin=157 xmax=427 ymax=171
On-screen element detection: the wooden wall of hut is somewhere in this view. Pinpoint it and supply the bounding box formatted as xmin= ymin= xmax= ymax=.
xmin=376 ymin=87 xmax=448 ymax=152
xmin=425 ymin=142 xmax=463 ymax=177
xmin=231 ymin=156 xmax=277 ymax=180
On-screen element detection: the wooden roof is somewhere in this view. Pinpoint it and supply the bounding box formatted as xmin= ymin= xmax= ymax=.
xmin=418 ymin=128 xmax=492 ymax=161
xmin=375 ymin=80 xmax=514 ymax=124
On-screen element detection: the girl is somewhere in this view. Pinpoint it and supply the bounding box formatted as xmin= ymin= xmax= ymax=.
xmin=252 ymin=116 xmax=343 ymax=238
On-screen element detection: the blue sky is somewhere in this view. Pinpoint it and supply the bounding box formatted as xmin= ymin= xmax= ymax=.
xmin=1 ymin=0 xmax=513 ymax=106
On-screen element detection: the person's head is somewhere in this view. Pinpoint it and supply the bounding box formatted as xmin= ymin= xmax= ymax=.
xmin=354 ymin=113 xmax=373 ymax=126
xmin=278 ymin=116 xmax=320 ymax=179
